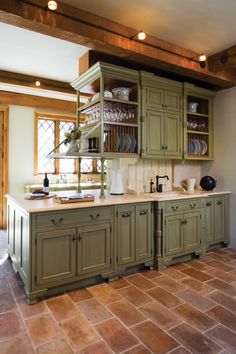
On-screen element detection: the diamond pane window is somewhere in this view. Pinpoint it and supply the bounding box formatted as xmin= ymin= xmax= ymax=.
xmin=81 ymin=159 xmax=93 ymax=173
xmin=59 ymin=121 xmax=75 ymax=174
xmin=37 ymin=119 xmax=55 ymax=174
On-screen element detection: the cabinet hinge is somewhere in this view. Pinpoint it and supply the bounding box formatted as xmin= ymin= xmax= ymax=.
xmin=140 ymin=116 xmax=145 ymax=123
xmin=35 ymin=238 xmax=37 ymax=246
xmin=110 ymin=225 xmax=112 ymax=232
xmin=34 ymin=275 xmax=37 ymax=282
xmin=110 ymin=258 xmax=112 ymax=265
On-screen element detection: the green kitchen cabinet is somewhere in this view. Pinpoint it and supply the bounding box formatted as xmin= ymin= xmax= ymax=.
xmin=135 ymin=203 xmax=153 ymax=261
xmin=117 ymin=205 xmax=135 ymax=266
xmin=35 ymin=228 xmax=77 ymax=287
xmin=77 ymin=223 xmax=111 ymax=275
xmin=116 ymin=203 xmax=153 ymax=270
xmin=140 ymin=72 xmax=182 ymax=159
xmin=183 ymin=83 xmax=216 ymax=160
xmin=155 ymin=198 xmax=203 ymax=268
xmin=203 ymin=194 xmax=229 ymax=249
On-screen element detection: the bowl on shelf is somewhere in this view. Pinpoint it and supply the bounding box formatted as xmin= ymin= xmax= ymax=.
xmin=187 ymin=102 xmax=199 ymax=113
xmin=112 ymin=87 xmax=131 ymax=101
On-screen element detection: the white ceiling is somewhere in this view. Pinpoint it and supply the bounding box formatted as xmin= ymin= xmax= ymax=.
xmin=0 ymin=22 xmax=88 ymax=82
xmin=61 ymin=0 xmax=236 ymax=55
xmin=0 ymin=0 xmax=236 ymax=84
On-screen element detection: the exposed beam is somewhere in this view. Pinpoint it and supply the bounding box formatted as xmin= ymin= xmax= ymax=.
xmin=0 ymin=90 xmax=76 ymax=112
xmin=208 ymin=45 xmax=236 ymax=73
xmin=0 ymin=70 xmax=75 ymax=94
xmin=0 ymin=0 xmax=235 ymax=89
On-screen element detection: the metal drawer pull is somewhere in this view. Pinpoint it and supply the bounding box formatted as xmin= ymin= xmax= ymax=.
xmin=217 ymin=201 xmax=222 ymax=205
xmin=189 ymin=203 xmax=196 ymax=209
xmin=50 ymin=217 xmax=63 ymax=225
xmin=90 ymin=214 xmax=100 ymax=220
xmin=139 ymin=210 xmax=147 ymax=216
xmin=181 ymin=220 xmax=187 ymax=225
xmin=122 ymin=212 xmax=130 ymax=218
xmin=78 ymin=235 xmax=82 ymax=242
xmin=206 ymin=202 xmax=212 ymax=206
xmin=171 ymin=205 xmax=178 ymax=211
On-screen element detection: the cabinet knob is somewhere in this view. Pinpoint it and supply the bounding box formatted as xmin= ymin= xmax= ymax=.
xmin=122 ymin=212 xmax=130 ymax=218
xmin=189 ymin=203 xmax=196 ymax=209
xmin=161 ymin=145 xmax=165 ymax=150
xmin=77 ymin=234 xmax=82 ymax=242
xmin=90 ymin=214 xmax=100 ymax=220
xmin=181 ymin=220 xmax=185 ymax=225
xmin=217 ymin=200 xmax=222 ymax=205
xmin=72 ymin=234 xmax=77 ymax=242
xmin=171 ymin=205 xmax=178 ymax=211
xmin=165 ymin=104 xmax=167 ymax=108
xmin=50 ymin=217 xmax=63 ymax=226
xmin=139 ymin=210 xmax=147 ymax=216
xmin=206 ymin=202 xmax=212 ymax=206
xmin=165 ymin=146 xmax=168 ymax=150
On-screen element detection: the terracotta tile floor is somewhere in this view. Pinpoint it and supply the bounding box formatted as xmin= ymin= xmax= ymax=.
xmin=0 ymin=230 xmax=236 ymax=354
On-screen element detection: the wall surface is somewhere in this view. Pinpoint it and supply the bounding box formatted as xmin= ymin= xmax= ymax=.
xmin=202 ymin=86 xmax=236 ymax=247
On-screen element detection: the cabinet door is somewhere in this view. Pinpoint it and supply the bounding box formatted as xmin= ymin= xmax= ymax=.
xmin=146 ymin=110 xmax=164 ymax=156
xmin=77 ymin=223 xmax=111 ymax=275
xmin=135 ymin=204 xmax=152 ymax=261
xmin=165 ymin=112 xmax=181 ymax=157
xmin=117 ymin=206 xmax=135 ymax=265
xmin=146 ymin=86 xmax=164 ymax=110
xmin=214 ymin=197 xmax=225 ymax=241
xmin=7 ymin=203 xmax=15 ymax=258
xmin=36 ymin=228 xmax=76 ymax=286
xmin=184 ymin=212 xmax=201 ymax=252
xmin=164 ymin=90 xmax=182 ymax=112
xmin=165 ymin=214 xmax=183 ymax=256
xmin=204 ymin=198 xmax=214 ymax=244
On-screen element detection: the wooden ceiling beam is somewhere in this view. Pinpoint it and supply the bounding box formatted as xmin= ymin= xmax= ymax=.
xmin=0 ymin=70 xmax=75 ymax=94
xmin=0 ymin=0 xmax=236 ymax=89
xmin=0 ymin=90 xmax=76 ymax=112
xmin=208 ymin=45 xmax=236 ymax=73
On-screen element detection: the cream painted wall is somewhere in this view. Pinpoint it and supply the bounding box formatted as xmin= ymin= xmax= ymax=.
xmin=202 ymin=86 xmax=236 ymax=247
xmin=8 ymin=105 xmax=35 ymax=194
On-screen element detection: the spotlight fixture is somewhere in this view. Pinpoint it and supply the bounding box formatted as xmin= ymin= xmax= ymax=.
xmin=130 ymin=30 xmax=146 ymax=41
xmin=199 ymin=53 xmax=207 ymax=68
xmin=137 ymin=31 xmax=146 ymax=41
xmin=48 ymin=1 xmax=57 ymax=11
xmin=35 ymin=81 xmax=41 ymax=87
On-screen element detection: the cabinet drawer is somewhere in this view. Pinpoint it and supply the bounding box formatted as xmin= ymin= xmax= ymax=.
xmin=35 ymin=207 xmax=111 ymax=229
xmin=165 ymin=199 xmax=201 ymax=213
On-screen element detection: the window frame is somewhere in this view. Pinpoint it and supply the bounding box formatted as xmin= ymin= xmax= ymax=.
xmin=34 ymin=112 xmax=77 ymax=175
xmin=34 ymin=112 xmax=101 ymax=175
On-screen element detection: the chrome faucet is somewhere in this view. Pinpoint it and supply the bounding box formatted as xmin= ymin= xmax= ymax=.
xmin=156 ymin=175 xmax=169 ymax=192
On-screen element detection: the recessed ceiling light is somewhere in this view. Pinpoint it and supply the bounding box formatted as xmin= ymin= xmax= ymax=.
xmin=199 ymin=53 xmax=207 ymax=68
xmin=35 ymin=81 xmax=41 ymax=87
xmin=137 ymin=31 xmax=146 ymax=41
xmin=48 ymin=1 xmax=57 ymax=11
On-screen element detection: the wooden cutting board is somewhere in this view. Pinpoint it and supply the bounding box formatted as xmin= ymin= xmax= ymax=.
xmin=53 ymin=194 xmax=94 ymax=204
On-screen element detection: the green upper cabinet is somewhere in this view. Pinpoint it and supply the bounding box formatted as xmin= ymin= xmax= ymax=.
xmin=183 ymin=83 xmax=216 ymax=160
xmin=140 ymin=72 xmax=182 ymax=159
xmin=70 ymin=62 xmax=140 ymax=158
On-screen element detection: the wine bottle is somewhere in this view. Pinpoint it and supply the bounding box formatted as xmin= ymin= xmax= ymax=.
xmin=43 ymin=173 xmax=49 ymax=194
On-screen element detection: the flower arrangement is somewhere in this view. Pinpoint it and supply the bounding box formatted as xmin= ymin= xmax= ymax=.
xmin=64 ymin=127 xmax=81 ymax=145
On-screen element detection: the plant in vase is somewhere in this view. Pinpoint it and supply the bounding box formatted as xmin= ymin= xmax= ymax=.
xmin=64 ymin=127 xmax=81 ymax=152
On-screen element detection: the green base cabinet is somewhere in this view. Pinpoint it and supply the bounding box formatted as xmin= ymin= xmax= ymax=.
xmin=116 ymin=203 xmax=153 ymax=272
xmin=154 ymin=198 xmax=204 ymax=268
xmin=203 ymin=194 xmax=229 ymax=249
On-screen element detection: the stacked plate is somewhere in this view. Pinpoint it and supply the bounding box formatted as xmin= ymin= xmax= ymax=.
xmin=189 ymin=139 xmax=207 ymax=156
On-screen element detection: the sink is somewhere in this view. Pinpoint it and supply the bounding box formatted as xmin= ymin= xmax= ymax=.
xmin=145 ymin=192 xmax=183 ymax=198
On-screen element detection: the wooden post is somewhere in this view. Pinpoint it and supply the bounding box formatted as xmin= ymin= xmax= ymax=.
xmin=77 ymin=157 xmax=82 ymax=193
xmin=100 ymin=157 xmax=106 ymax=199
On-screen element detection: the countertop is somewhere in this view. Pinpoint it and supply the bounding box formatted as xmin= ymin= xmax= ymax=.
xmin=6 ymin=189 xmax=231 ymax=213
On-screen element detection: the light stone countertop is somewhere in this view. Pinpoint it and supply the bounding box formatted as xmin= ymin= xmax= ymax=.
xmin=6 ymin=189 xmax=231 ymax=214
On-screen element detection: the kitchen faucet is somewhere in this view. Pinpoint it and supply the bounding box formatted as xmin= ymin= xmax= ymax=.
xmin=156 ymin=175 xmax=169 ymax=192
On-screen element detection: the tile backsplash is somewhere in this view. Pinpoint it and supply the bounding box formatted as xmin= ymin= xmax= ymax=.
xmin=107 ymin=158 xmax=201 ymax=194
